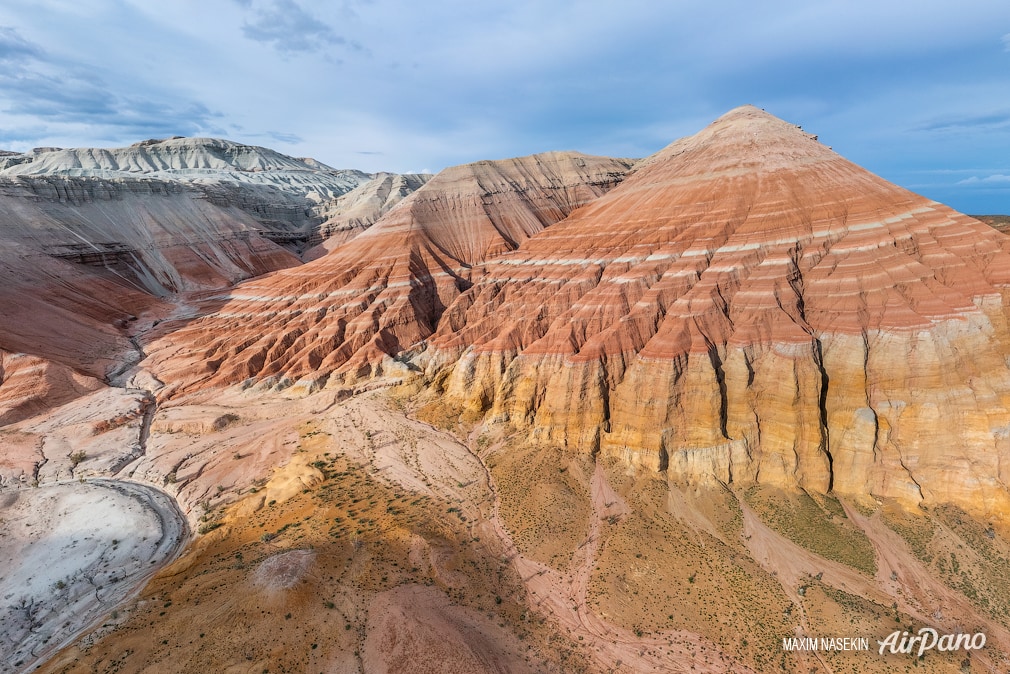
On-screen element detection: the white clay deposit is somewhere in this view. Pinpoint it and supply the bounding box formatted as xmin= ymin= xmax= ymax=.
xmin=0 ymin=479 xmax=186 ymax=673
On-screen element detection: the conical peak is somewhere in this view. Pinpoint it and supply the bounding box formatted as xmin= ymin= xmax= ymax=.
xmin=697 ymin=105 xmax=822 ymax=145
xmin=633 ymin=105 xmax=834 ymax=178
xmin=716 ymin=105 xmax=827 ymax=148
xmin=711 ymin=104 xmax=790 ymax=125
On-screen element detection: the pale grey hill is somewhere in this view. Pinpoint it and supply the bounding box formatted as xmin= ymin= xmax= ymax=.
xmin=0 ymin=137 xmax=432 ymax=256
xmin=1 ymin=136 xmax=332 ymax=174
xmin=0 ymin=136 xmax=369 ymax=201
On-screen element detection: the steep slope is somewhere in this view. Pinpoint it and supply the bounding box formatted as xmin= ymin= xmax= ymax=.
xmin=0 ymin=244 xmax=153 ymax=371
xmin=0 ymin=175 xmax=299 ymax=294
xmin=0 ymin=139 xmax=335 ymax=430
xmin=0 ymin=237 xmax=158 ymax=429
xmin=144 ymin=151 xmax=633 ymax=394
xmin=425 ymin=105 xmax=1010 ymax=518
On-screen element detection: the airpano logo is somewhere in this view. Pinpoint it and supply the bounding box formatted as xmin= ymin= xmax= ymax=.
xmin=878 ymin=628 xmax=986 ymax=657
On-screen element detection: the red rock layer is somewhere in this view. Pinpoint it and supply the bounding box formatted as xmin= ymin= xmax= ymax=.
xmin=428 ymin=106 xmax=1010 ymax=516
xmin=0 ymin=177 xmax=301 ymax=424
xmin=145 ymin=152 xmax=633 ymax=394
xmin=0 ymin=249 xmax=153 ymax=377
xmin=0 ymin=241 xmax=160 ymax=424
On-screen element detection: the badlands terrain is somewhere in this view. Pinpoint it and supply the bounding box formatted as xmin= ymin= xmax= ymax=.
xmin=2 ymin=107 xmax=1010 ymax=672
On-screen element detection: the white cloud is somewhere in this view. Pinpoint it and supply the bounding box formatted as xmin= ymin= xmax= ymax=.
xmin=958 ymin=174 xmax=1010 ymax=185
xmin=0 ymin=23 xmax=224 ymax=148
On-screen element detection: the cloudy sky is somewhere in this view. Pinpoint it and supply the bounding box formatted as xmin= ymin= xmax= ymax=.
xmin=0 ymin=1 xmax=1009 ymax=212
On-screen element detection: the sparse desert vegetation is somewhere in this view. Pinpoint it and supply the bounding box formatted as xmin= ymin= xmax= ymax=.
xmin=745 ymin=485 xmax=878 ymax=576
xmin=35 ymin=393 xmax=587 ymax=674
xmin=24 ymin=387 xmax=1010 ymax=674
xmin=585 ymin=473 xmax=794 ymax=672
xmin=884 ymin=502 xmax=1010 ymax=624
xmin=487 ymin=442 xmax=592 ymax=571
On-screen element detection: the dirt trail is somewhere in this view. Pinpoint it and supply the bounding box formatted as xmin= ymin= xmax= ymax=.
xmin=739 ymin=499 xmax=885 ymax=607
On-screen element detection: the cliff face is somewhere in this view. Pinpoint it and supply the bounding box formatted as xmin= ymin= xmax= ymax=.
xmin=18 ymin=112 xmax=1010 ymax=519
xmin=0 ymin=175 xmax=300 ymax=294
xmin=144 ymin=151 xmax=633 ymax=394
xmin=0 ymin=145 xmax=311 ymax=418
xmin=425 ymin=106 xmax=1010 ymax=514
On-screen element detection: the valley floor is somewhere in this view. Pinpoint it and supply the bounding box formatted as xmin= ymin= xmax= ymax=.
xmin=5 ymin=383 xmax=1010 ymax=673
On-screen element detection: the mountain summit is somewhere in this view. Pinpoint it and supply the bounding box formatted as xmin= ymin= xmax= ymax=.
xmin=123 ymin=107 xmax=1010 ymax=518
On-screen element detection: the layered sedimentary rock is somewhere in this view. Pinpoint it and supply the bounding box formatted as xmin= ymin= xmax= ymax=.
xmin=424 ymin=106 xmax=1010 ymax=516
xmin=0 ymin=245 xmax=152 ymax=371
xmin=0 ymin=136 xmax=369 ymax=202
xmin=14 ymin=114 xmax=1010 ymax=674
xmin=0 ymin=140 xmax=319 ymax=418
xmin=0 ymin=240 xmax=156 ymax=429
xmin=144 ymin=152 xmax=633 ymax=394
xmin=0 ymin=351 xmax=104 ymax=426
xmin=14 ymin=109 xmax=1010 ymax=522
xmin=0 ymin=138 xmax=430 ymax=474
